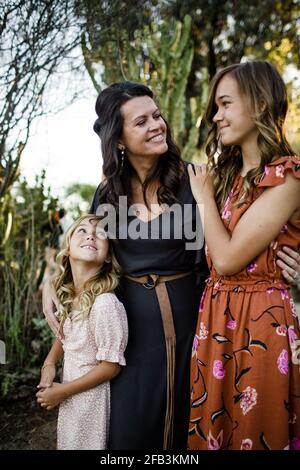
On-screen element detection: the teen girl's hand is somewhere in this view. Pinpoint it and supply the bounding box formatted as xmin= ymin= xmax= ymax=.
xmin=37 ymin=363 xmax=56 ymax=390
xmin=277 ymin=246 xmax=300 ymax=285
xmin=36 ymin=382 xmax=65 ymax=410
xmin=188 ymin=163 xmax=214 ymax=203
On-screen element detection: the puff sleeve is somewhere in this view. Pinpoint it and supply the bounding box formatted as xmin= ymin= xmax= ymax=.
xmin=91 ymin=293 xmax=128 ymax=366
xmin=255 ymin=156 xmax=300 ymax=188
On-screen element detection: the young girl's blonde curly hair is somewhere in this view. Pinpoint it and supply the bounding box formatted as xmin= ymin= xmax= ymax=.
xmin=52 ymin=215 xmax=121 ymax=325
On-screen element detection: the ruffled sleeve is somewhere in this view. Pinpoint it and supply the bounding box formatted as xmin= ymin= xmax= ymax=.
xmin=91 ymin=293 xmax=128 ymax=366
xmin=255 ymin=156 xmax=300 ymax=188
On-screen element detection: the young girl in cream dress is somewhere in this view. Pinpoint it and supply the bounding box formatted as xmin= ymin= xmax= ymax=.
xmin=36 ymin=215 xmax=128 ymax=450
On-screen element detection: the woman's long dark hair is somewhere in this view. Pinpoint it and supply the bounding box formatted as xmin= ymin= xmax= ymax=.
xmin=93 ymin=81 xmax=183 ymax=210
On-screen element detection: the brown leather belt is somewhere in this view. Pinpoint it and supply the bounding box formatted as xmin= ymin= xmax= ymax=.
xmin=124 ymin=271 xmax=193 ymax=450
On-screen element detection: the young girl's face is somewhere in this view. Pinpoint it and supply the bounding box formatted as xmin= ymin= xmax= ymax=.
xmin=213 ymin=74 xmax=258 ymax=148
xmin=69 ymin=219 xmax=109 ymax=267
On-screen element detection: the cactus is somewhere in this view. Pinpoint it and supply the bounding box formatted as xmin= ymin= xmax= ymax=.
xmin=81 ymin=14 xmax=207 ymax=160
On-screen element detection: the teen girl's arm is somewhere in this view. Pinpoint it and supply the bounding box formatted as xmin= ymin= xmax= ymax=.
xmin=188 ymin=164 xmax=300 ymax=276
xmin=37 ymin=338 xmax=64 ymax=389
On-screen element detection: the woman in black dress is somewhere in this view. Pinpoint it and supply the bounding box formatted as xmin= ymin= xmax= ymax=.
xmin=43 ymin=81 xmax=300 ymax=451
xmin=89 ymin=82 xmax=299 ymax=450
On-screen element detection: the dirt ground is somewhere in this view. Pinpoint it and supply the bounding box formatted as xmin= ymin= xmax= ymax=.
xmin=0 ymin=388 xmax=57 ymax=450
xmin=1 ymin=302 xmax=299 ymax=451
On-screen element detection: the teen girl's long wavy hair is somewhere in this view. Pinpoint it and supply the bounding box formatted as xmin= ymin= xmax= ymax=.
xmin=52 ymin=215 xmax=121 ymax=325
xmin=93 ymin=81 xmax=184 ymax=210
xmin=204 ymin=60 xmax=296 ymax=211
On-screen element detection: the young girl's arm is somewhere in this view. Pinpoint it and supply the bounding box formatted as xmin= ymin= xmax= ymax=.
xmin=36 ymin=360 xmax=121 ymax=410
xmin=37 ymin=294 xmax=128 ymax=410
xmin=37 ymin=338 xmax=64 ymax=389
xmin=188 ymin=165 xmax=300 ymax=276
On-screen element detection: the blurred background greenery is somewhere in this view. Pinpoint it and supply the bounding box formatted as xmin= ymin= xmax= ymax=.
xmin=1 ymin=0 xmax=300 ymax=401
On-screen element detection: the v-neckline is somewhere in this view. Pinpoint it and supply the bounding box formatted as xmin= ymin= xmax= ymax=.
xmin=133 ymin=211 xmax=165 ymax=224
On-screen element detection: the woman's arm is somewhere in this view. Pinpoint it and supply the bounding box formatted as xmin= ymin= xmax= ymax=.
xmin=42 ymin=280 xmax=61 ymax=336
xmin=188 ymin=165 xmax=300 ymax=276
xmin=36 ymin=361 xmax=121 ymax=410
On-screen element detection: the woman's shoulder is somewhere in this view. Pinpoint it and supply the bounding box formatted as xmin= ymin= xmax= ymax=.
xmin=255 ymin=155 xmax=300 ymax=188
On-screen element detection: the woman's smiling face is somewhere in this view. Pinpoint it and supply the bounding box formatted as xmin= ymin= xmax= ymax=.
xmin=119 ymin=95 xmax=168 ymax=159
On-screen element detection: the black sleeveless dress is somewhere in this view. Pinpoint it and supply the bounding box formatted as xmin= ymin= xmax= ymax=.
xmin=90 ymin=168 xmax=208 ymax=450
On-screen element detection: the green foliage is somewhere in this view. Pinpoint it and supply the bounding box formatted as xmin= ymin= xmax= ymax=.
xmin=64 ymin=182 xmax=97 ymax=219
xmin=76 ymin=0 xmax=300 ymax=161
xmin=0 ymin=172 xmax=59 ymax=397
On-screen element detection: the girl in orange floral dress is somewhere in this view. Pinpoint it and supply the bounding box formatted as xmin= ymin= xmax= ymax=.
xmin=188 ymin=61 xmax=300 ymax=450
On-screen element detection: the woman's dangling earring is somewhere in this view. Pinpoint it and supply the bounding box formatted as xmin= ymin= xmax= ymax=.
xmin=120 ymin=148 xmax=125 ymax=173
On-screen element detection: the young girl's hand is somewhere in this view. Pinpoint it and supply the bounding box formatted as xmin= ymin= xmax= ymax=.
xmin=37 ymin=363 xmax=56 ymax=389
xmin=36 ymin=382 xmax=66 ymax=410
xmin=188 ymin=164 xmax=214 ymax=203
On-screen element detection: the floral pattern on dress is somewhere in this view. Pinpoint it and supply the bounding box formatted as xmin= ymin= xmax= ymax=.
xmin=189 ymin=156 xmax=300 ymax=450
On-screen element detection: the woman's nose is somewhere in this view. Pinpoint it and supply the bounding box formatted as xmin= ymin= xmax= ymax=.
xmin=148 ymin=118 xmax=160 ymax=131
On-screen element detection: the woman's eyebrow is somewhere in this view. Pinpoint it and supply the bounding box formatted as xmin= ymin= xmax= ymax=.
xmin=132 ymin=108 xmax=159 ymax=123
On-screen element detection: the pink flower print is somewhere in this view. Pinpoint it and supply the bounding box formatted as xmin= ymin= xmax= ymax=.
xmin=247 ymin=261 xmax=257 ymax=273
xmin=290 ymin=438 xmax=300 ymax=450
xmin=266 ymin=287 xmax=274 ymax=294
xmin=289 ymin=412 xmax=297 ymax=425
xmin=276 ymin=324 xmax=287 ymax=336
xmin=213 ymin=360 xmax=226 ymax=379
xmin=240 ymin=386 xmax=258 ymax=415
xmin=226 ymin=320 xmax=237 ymax=330
xmin=192 ymin=335 xmax=199 ymax=352
xmin=221 ymin=207 xmax=231 ymax=221
xmin=207 ymin=429 xmax=223 ymax=450
xmin=280 ymin=289 xmax=289 ymax=300
xmin=287 ymin=326 xmax=297 ymax=347
xmin=290 ymin=298 xmax=297 ymax=318
xmin=277 ymin=349 xmax=289 ymax=375
xmin=264 ymin=165 xmax=271 ymax=176
xmin=199 ymin=292 xmax=205 ymax=312
xmin=275 ymin=165 xmax=285 ymax=178
xmin=221 ymin=192 xmax=232 ymax=221
xmin=240 ymin=438 xmax=253 ymax=450
xmin=199 ymin=322 xmax=209 ymax=340
xmin=280 ymin=224 xmax=288 ymax=233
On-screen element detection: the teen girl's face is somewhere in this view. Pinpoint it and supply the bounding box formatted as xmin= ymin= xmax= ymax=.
xmin=213 ymin=74 xmax=258 ymax=147
xmin=69 ymin=219 xmax=109 ymax=267
xmin=119 ymin=96 xmax=168 ymax=160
